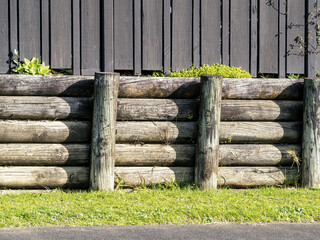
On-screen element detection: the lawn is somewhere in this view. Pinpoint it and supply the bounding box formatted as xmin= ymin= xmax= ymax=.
xmin=0 ymin=185 xmax=319 ymax=228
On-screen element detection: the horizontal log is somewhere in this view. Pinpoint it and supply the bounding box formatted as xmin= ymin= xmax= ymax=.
xmin=219 ymin=144 xmax=301 ymax=166
xmin=0 ymin=120 xmax=91 ymax=143
xmin=115 ymin=144 xmax=195 ymax=166
xmin=117 ymin=99 xmax=198 ymax=121
xmin=0 ymin=96 xmax=92 ymax=120
xmin=116 ymin=122 xmax=198 ymax=143
xmin=221 ymin=100 xmax=302 ymax=121
xmin=0 ymin=144 xmax=90 ymax=166
xmin=0 ymin=75 xmax=94 ymax=97
xmin=114 ymin=166 xmax=298 ymax=187
xmin=119 ymin=77 xmax=303 ymax=100
xmin=0 ymin=75 xmax=303 ymax=100
xmin=0 ymin=166 xmax=89 ymax=189
xmin=218 ymin=167 xmax=298 ymax=187
xmin=220 ymin=122 xmax=302 ymax=143
xmin=0 ymin=98 xmax=301 ymax=121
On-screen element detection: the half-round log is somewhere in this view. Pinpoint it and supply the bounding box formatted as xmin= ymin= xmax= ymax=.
xmin=0 ymin=144 xmax=90 ymax=166
xmin=0 ymin=120 xmax=91 ymax=143
xmin=0 ymin=166 xmax=89 ymax=189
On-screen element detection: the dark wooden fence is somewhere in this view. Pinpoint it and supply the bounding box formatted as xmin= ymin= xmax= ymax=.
xmin=0 ymin=0 xmax=319 ymax=77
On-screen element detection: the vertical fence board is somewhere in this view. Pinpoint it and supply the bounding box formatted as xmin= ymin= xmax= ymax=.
xmin=230 ymin=0 xmax=250 ymax=71
xmin=222 ymin=0 xmax=230 ymax=66
xmin=201 ymin=0 xmax=221 ymax=65
xmin=72 ymin=0 xmax=81 ymax=75
xmin=50 ymin=0 xmax=72 ymax=69
xmin=102 ymin=0 xmax=114 ymax=72
xmin=41 ymin=0 xmax=49 ymax=66
xmin=250 ymin=0 xmax=258 ymax=77
xmin=81 ymin=0 xmax=100 ymax=75
xmin=278 ymin=0 xmax=286 ymax=77
xmin=287 ymin=1 xmax=305 ymax=74
xmin=172 ymin=0 xmax=193 ymax=71
xmin=134 ymin=0 xmax=141 ymax=75
xmin=0 ymin=0 xmax=9 ymax=73
xmin=163 ymin=0 xmax=171 ymax=74
xmin=9 ymin=0 xmax=18 ymax=68
xmin=193 ymin=0 xmax=200 ymax=68
xmin=259 ymin=0 xmax=279 ymax=74
xmin=142 ymin=0 xmax=162 ymax=71
xmin=18 ymin=0 xmax=41 ymax=60
xmin=306 ymin=0 xmax=317 ymax=77
xmin=114 ymin=0 xmax=133 ymax=70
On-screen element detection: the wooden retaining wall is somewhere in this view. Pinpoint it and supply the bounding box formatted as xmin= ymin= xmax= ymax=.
xmin=0 ymin=75 xmax=303 ymax=189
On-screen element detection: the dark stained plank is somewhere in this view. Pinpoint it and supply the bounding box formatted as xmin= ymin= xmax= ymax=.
xmin=0 ymin=0 xmax=9 ymax=73
xmin=230 ymin=0 xmax=250 ymax=71
xmin=250 ymin=0 xmax=258 ymax=77
xmin=41 ymin=0 xmax=50 ymax=66
xmin=259 ymin=0 xmax=279 ymax=74
xmin=222 ymin=0 xmax=230 ymax=66
xmin=9 ymin=0 xmax=18 ymax=66
xmin=201 ymin=0 xmax=221 ymax=65
xmin=193 ymin=0 xmax=200 ymax=68
xmin=50 ymin=0 xmax=72 ymax=69
xmin=102 ymin=0 xmax=114 ymax=72
xmin=134 ymin=0 xmax=141 ymax=75
xmin=142 ymin=0 xmax=162 ymax=71
xmin=163 ymin=0 xmax=171 ymax=74
xmin=18 ymin=0 xmax=41 ymax=60
xmin=287 ymin=0 xmax=305 ymax=74
xmin=172 ymin=0 xmax=193 ymax=71
xmin=114 ymin=0 xmax=133 ymax=70
xmin=278 ymin=0 xmax=286 ymax=77
xmin=72 ymin=0 xmax=81 ymax=75
xmin=81 ymin=0 xmax=100 ymax=75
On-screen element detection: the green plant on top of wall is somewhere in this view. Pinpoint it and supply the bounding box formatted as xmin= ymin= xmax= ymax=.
xmin=152 ymin=64 xmax=252 ymax=78
xmin=12 ymin=49 xmax=52 ymax=76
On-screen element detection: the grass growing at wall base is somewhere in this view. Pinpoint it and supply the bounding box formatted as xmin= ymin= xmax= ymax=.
xmin=0 ymin=185 xmax=319 ymax=227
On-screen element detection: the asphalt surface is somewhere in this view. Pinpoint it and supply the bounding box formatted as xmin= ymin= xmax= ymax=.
xmin=0 ymin=223 xmax=320 ymax=240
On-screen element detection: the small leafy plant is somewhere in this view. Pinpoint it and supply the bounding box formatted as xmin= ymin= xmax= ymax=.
xmin=152 ymin=64 xmax=252 ymax=78
xmin=12 ymin=49 xmax=52 ymax=75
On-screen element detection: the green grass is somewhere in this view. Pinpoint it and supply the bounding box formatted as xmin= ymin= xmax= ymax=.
xmin=0 ymin=185 xmax=319 ymax=228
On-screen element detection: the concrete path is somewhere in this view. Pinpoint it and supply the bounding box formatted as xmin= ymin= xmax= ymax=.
xmin=0 ymin=223 xmax=319 ymax=240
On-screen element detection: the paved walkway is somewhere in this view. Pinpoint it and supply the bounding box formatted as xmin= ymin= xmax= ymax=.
xmin=0 ymin=223 xmax=319 ymax=240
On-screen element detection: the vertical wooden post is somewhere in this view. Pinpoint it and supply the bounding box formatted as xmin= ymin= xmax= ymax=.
xmin=90 ymin=72 xmax=119 ymax=191
xmin=195 ymin=75 xmax=222 ymax=189
xmin=302 ymin=78 xmax=320 ymax=188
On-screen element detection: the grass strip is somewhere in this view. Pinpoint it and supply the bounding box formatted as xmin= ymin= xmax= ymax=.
xmin=0 ymin=185 xmax=319 ymax=227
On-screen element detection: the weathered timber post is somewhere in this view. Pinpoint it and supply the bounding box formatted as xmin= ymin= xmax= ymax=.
xmin=90 ymin=72 xmax=119 ymax=191
xmin=195 ymin=75 xmax=222 ymax=189
xmin=302 ymin=78 xmax=320 ymax=188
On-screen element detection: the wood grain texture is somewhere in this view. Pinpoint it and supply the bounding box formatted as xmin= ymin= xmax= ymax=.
xmin=72 ymin=0 xmax=81 ymax=75
xmin=0 ymin=0 xmax=9 ymax=73
xmin=302 ymin=78 xmax=320 ymax=187
xmin=0 ymin=76 xmax=304 ymax=100
xmin=116 ymin=121 xmax=197 ymax=144
xmin=114 ymin=0 xmax=133 ymax=70
xmin=278 ymin=0 xmax=286 ymax=77
xmin=114 ymin=167 xmax=194 ymax=186
xmin=219 ymin=144 xmax=300 ymax=166
xmin=305 ymin=0 xmax=317 ymax=77
xmin=201 ymin=0 xmax=221 ymax=65
xmin=0 ymin=166 xmax=89 ymax=189
xmin=250 ymin=0 xmax=258 ymax=77
xmin=195 ymin=76 xmax=222 ymax=189
xmin=41 ymin=0 xmax=50 ymax=66
xmin=218 ymin=166 xmax=298 ymax=187
xmin=220 ymin=122 xmax=302 ymax=144
xmin=163 ymin=0 xmax=171 ymax=74
xmin=142 ymin=0 xmax=162 ymax=71
xmin=91 ymin=73 xmax=119 ymax=191
xmin=0 ymin=96 xmax=93 ymax=120
xmin=114 ymin=166 xmax=298 ymax=187
xmin=0 ymin=144 xmax=90 ymax=166
xmin=134 ymin=0 xmax=141 ymax=75
xmin=222 ymin=0 xmax=230 ymax=66
xmin=102 ymin=0 xmax=114 ymax=72
xmin=0 ymin=120 xmax=91 ymax=143
xmin=115 ymin=144 xmax=195 ymax=167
